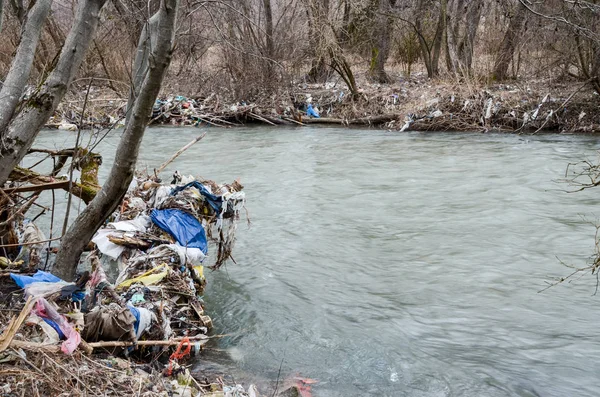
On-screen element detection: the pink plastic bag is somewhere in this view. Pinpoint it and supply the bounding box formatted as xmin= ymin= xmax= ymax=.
xmin=32 ymin=298 xmax=81 ymax=354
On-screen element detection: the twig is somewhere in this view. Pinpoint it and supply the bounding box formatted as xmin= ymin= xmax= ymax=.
xmin=9 ymin=348 xmax=56 ymax=386
xmin=283 ymin=117 xmax=305 ymax=126
xmin=271 ymin=355 xmax=285 ymax=397
xmin=156 ymin=133 xmax=206 ymax=174
xmin=0 ymin=186 xmax=15 ymax=206
xmin=533 ymin=79 xmax=591 ymax=134
xmin=80 ymin=353 xmax=127 ymax=374
xmin=44 ymin=188 xmax=56 ymax=270
xmin=0 ymin=193 xmax=41 ymax=227
xmin=62 ymin=79 xmax=93 ymax=236
xmin=0 ymin=181 xmax=70 ymax=195
xmin=190 ymin=115 xmax=221 ymax=127
xmin=0 ymin=296 xmax=35 ymax=352
xmin=0 ymin=236 xmax=62 ymax=248
xmin=248 ymin=112 xmax=276 ymax=125
xmin=88 ymin=335 xmax=208 ymax=348
xmin=40 ymin=350 xmax=96 ymax=396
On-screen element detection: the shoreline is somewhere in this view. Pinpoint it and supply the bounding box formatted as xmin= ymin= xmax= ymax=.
xmin=48 ymin=78 xmax=600 ymax=134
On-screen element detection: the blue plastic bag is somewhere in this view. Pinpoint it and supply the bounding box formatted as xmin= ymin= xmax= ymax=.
xmin=128 ymin=306 xmax=141 ymax=336
xmin=10 ymin=270 xmax=61 ymax=289
xmin=150 ymin=209 xmax=208 ymax=254
xmin=171 ymin=181 xmax=223 ymax=215
xmin=307 ymin=104 xmax=320 ymax=118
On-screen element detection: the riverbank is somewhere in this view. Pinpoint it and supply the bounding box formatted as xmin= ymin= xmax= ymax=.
xmin=48 ymin=75 xmax=600 ymax=134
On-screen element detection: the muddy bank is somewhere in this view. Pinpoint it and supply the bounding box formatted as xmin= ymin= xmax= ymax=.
xmin=49 ymin=77 xmax=600 ymax=134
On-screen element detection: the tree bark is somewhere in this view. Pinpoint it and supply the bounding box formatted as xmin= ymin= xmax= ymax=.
xmin=415 ymin=0 xmax=446 ymax=78
xmin=8 ymin=0 xmax=25 ymax=24
xmin=54 ymin=0 xmax=178 ymax=281
xmin=306 ymin=0 xmax=330 ymax=83
xmin=368 ymin=0 xmax=395 ymax=83
xmin=9 ymin=160 xmax=100 ymax=204
xmin=0 ymin=0 xmax=109 ymax=187
xmin=445 ymin=0 xmax=482 ymax=75
xmin=492 ymin=1 xmax=526 ymax=81
xmin=0 ymin=0 xmax=53 ymax=133
xmin=431 ymin=0 xmax=446 ymax=76
xmin=0 ymin=0 xmax=4 ymax=34
xmin=460 ymin=0 xmax=483 ymax=72
xmin=263 ymin=0 xmax=274 ymax=58
xmin=262 ymin=0 xmax=274 ymax=79
xmin=126 ymin=15 xmax=157 ymax=125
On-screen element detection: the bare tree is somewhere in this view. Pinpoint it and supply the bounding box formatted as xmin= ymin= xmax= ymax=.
xmin=306 ymin=0 xmax=331 ymax=83
xmin=414 ymin=0 xmax=446 ymax=78
xmin=493 ymin=0 xmax=527 ymax=80
xmin=9 ymin=0 xmax=26 ymax=24
xmin=54 ymin=0 xmax=179 ymax=281
xmin=519 ymin=0 xmax=600 ymax=94
xmin=368 ymin=0 xmax=397 ymax=83
xmin=0 ymin=0 xmax=109 ymax=186
xmin=263 ymin=0 xmax=274 ymax=59
xmin=445 ymin=0 xmax=484 ymax=75
xmin=0 ymin=0 xmax=53 ymax=133
xmin=0 ymin=0 xmax=4 ymax=34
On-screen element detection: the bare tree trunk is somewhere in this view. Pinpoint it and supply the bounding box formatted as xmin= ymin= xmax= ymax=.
xmin=0 ymin=0 xmax=4 ymax=34
xmin=459 ymin=0 xmax=483 ymax=72
xmin=54 ymin=0 xmax=178 ymax=281
xmin=416 ymin=0 xmax=446 ymax=78
xmin=126 ymin=18 xmax=154 ymax=125
xmin=445 ymin=0 xmax=463 ymax=72
xmin=415 ymin=20 xmax=432 ymax=77
xmin=592 ymin=45 xmax=600 ymax=95
xmin=446 ymin=0 xmax=482 ymax=75
xmin=431 ymin=0 xmax=446 ymax=76
xmin=0 ymin=0 xmax=53 ymax=133
xmin=0 ymin=0 xmax=109 ymax=187
xmin=338 ymin=0 xmax=351 ymax=45
xmin=262 ymin=0 xmax=274 ymax=79
xmin=306 ymin=0 xmax=330 ymax=83
xmin=369 ymin=0 xmax=396 ymax=83
xmin=492 ymin=1 xmax=526 ymax=81
xmin=263 ymin=0 xmax=274 ymax=57
xmin=9 ymin=0 xmax=25 ymax=23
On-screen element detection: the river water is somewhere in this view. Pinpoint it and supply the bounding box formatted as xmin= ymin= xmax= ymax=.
xmin=31 ymin=127 xmax=600 ymax=396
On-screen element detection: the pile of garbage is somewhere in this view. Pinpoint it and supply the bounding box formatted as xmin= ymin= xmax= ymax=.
xmin=151 ymin=94 xmax=327 ymax=127
xmin=0 ymin=171 xmax=256 ymax=396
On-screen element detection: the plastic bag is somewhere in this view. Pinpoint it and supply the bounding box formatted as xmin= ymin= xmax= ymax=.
xmin=170 ymin=182 xmax=223 ymax=215
xmin=150 ymin=209 xmax=208 ymax=254
xmin=93 ymin=215 xmax=152 ymax=259
xmin=307 ymin=104 xmax=320 ymax=118
xmin=10 ymin=270 xmax=61 ymax=288
xmin=117 ymin=263 xmax=169 ymax=288
xmin=32 ymin=298 xmax=81 ymax=354
xmin=24 ymin=281 xmax=69 ymax=298
xmin=128 ymin=305 xmax=156 ymax=339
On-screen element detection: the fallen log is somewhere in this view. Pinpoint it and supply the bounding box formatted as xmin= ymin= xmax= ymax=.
xmin=248 ymin=112 xmax=276 ymax=125
xmin=301 ymin=113 xmax=402 ymax=126
xmin=9 ymin=166 xmax=99 ymax=204
xmin=1 ymin=180 xmax=70 ymax=194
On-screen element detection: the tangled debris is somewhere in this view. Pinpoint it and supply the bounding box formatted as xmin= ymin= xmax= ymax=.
xmin=44 ymin=77 xmax=600 ymax=133
xmin=0 ymin=166 xmax=258 ymax=396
